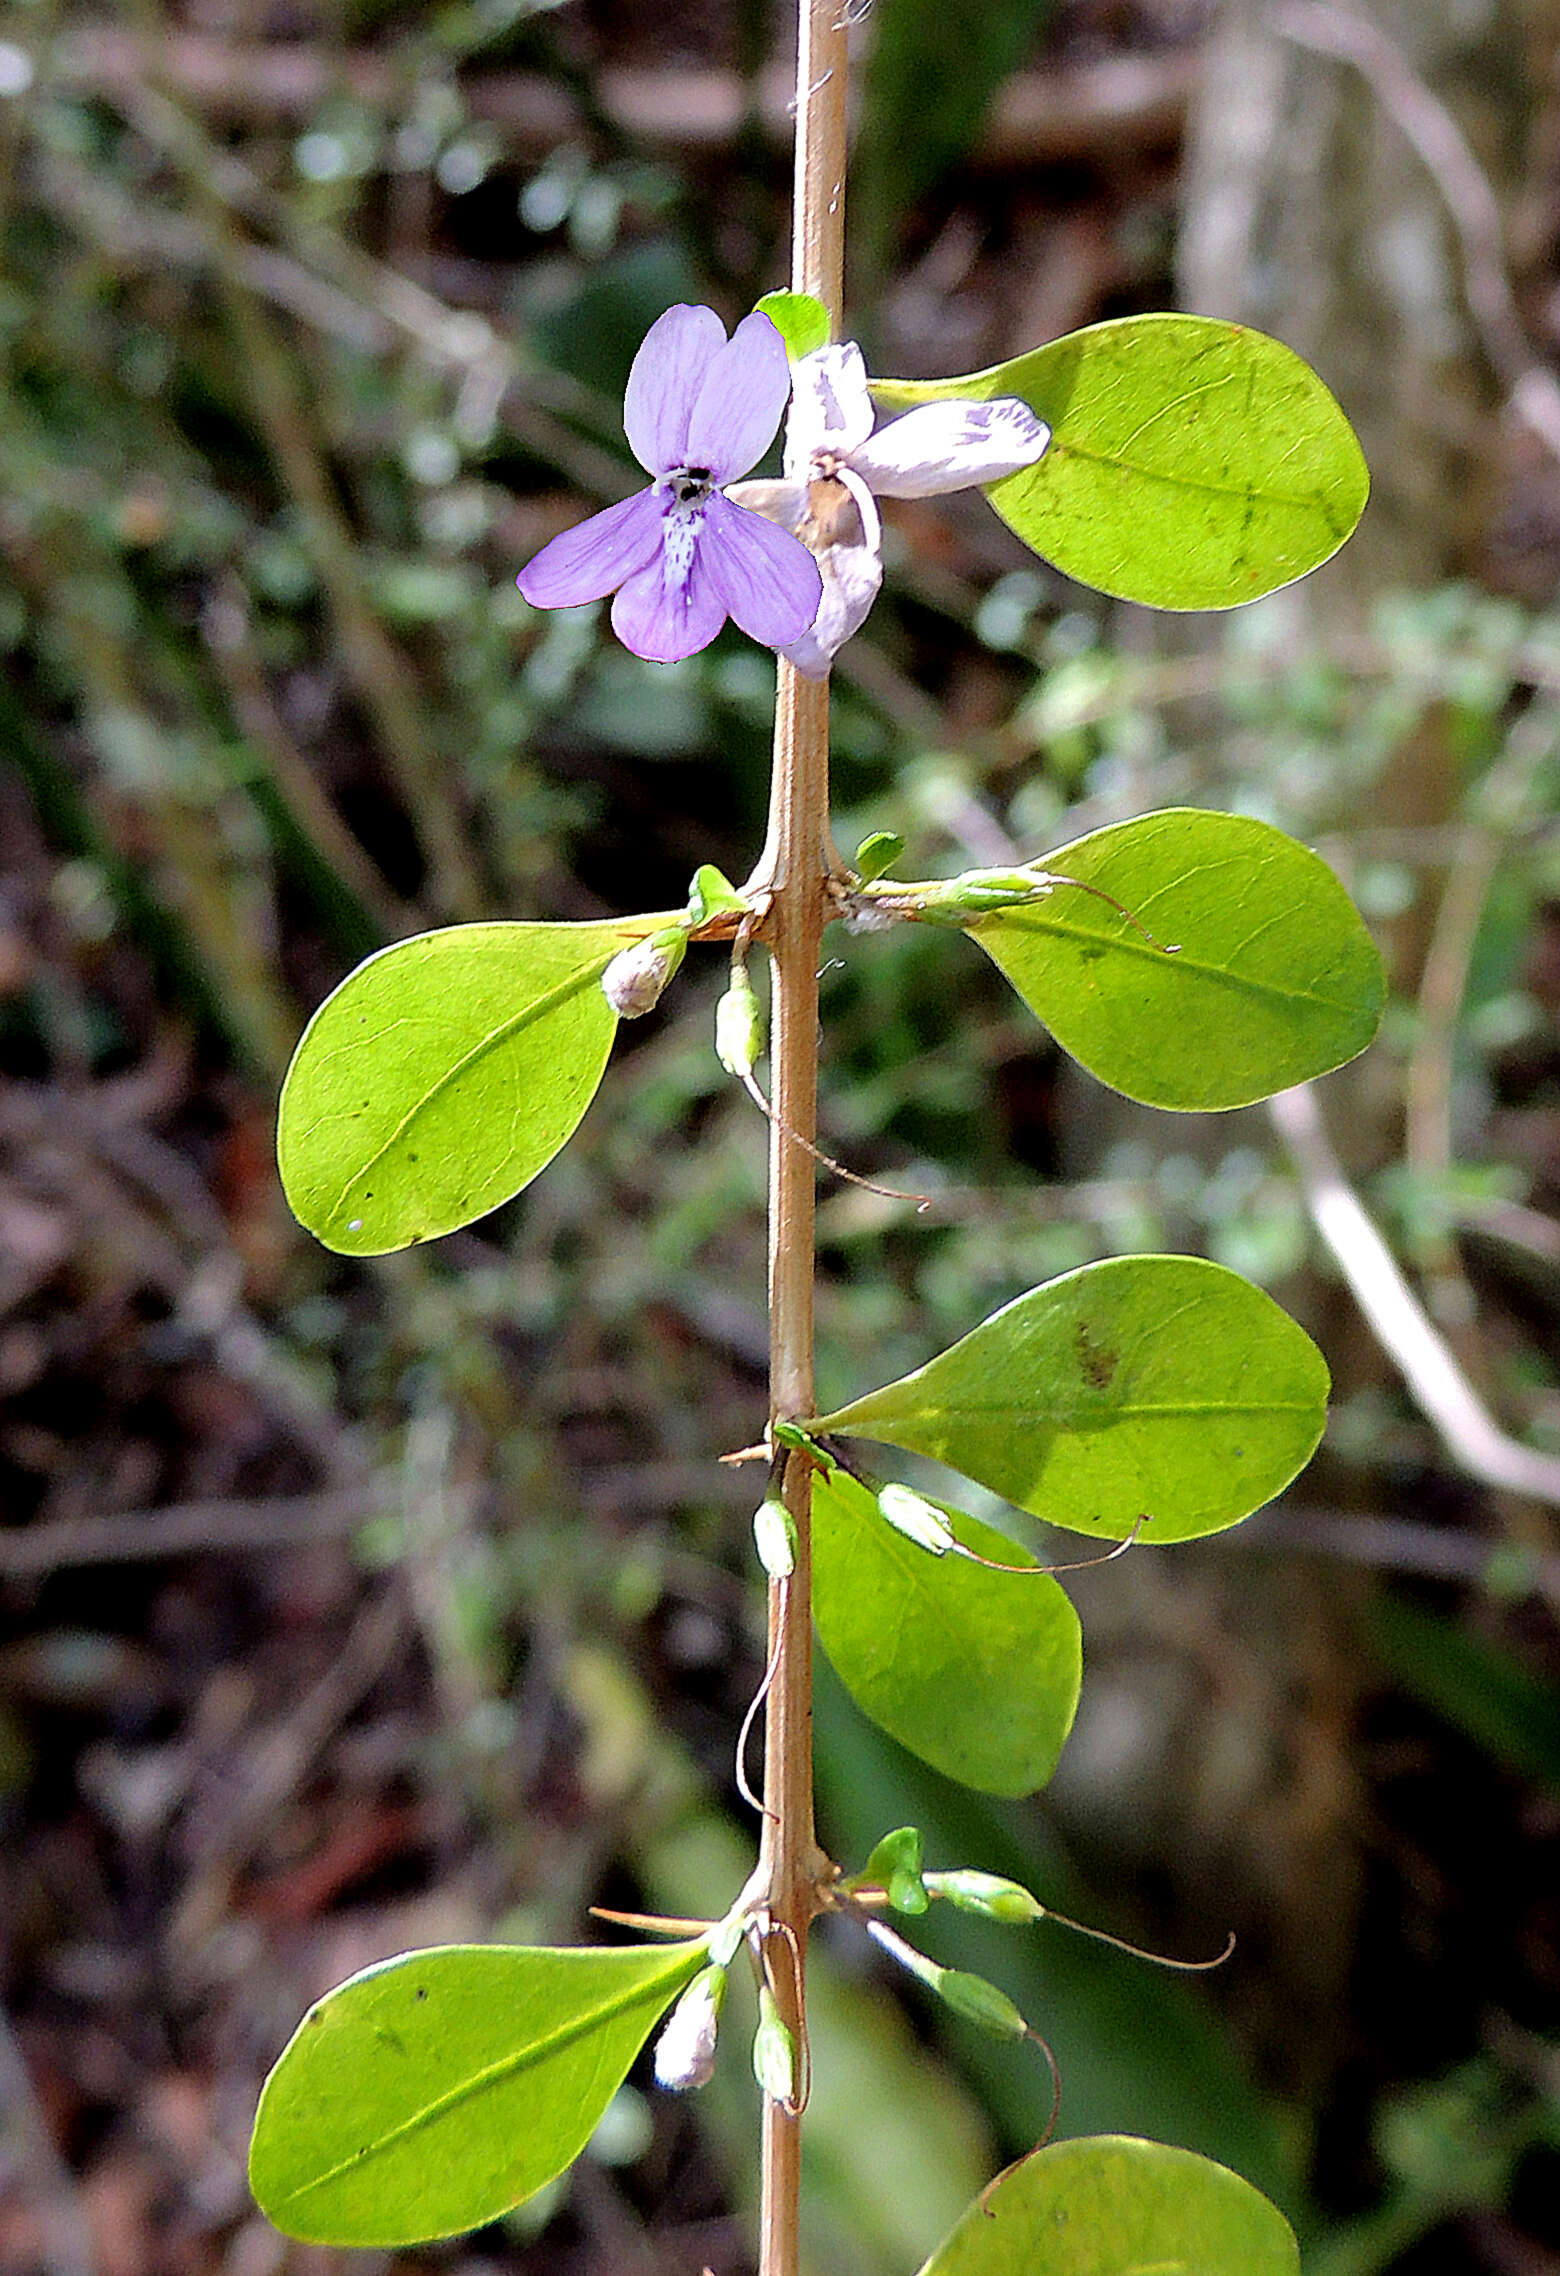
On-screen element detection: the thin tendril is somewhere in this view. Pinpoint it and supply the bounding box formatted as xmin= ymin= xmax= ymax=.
xmin=949 ymin=1521 xmax=1142 ymax=1575
xmin=767 ymin=1918 xmax=812 ymax=2115
xmin=1027 ymin=2027 xmax=1063 ymax=2147
xmin=735 ymin=1583 xmax=787 ymax=1820
xmin=1041 ymin=1910 xmax=1238 ymax=1973
xmin=1030 ymin=1516 xmax=1147 ymax=1573
xmin=976 ymin=2039 xmax=1064 ymax=2217
xmin=740 ymin=1069 xmax=932 ymax=1209
xmin=1038 ymin=872 xmax=1181 ymax=955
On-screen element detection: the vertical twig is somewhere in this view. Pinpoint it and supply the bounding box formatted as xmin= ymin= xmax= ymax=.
xmin=746 ymin=8 xmax=849 ymax=2276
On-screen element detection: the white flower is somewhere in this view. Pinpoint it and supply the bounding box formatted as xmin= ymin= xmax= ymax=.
xmin=728 ymin=341 xmax=1050 ymax=678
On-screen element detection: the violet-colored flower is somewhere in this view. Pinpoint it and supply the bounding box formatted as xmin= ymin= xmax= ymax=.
xmin=516 ymin=305 xmax=823 ymax=664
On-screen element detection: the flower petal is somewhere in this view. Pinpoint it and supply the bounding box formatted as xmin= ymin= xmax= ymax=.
xmin=850 ymin=397 xmax=1050 ymax=498
xmin=610 ymin=541 xmax=728 ymax=662
xmin=700 ymin=489 xmax=823 ymax=648
xmin=722 ymin=478 xmax=811 ymax=535
xmin=686 ymin=313 xmax=793 ymax=484
xmin=623 ymin=304 xmax=728 ymax=476
xmin=516 ymin=486 xmax=663 ymax=607
xmin=780 ymin=467 xmax=881 ymax=678
xmin=785 ymin=343 xmax=875 ymax=474
xmin=781 ymin=538 xmax=883 ymax=680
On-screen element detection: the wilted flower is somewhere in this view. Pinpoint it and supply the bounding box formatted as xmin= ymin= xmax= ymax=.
xmin=730 ymin=341 xmax=1050 ymax=677
xmin=600 ymin=924 xmax=688 ymax=1018
xmin=517 ymin=305 xmax=823 ymax=664
xmin=654 ymin=1965 xmax=727 ymax=2093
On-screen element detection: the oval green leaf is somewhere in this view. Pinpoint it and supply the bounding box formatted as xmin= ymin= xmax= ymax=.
xmin=278 ymin=918 xmax=669 ymax=1255
xmin=249 ymin=1939 xmax=706 ymax=2246
xmin=813 ymin=1468 xmax=1081 ymax=1796
xmin=975 ymin=808 xmax=1384 ymax=1110
xmin=811 ymin=1256 xmax=1329 ymax=1544
xmin=918 ymin=2135 xmax=1299 ymax=2276
xmin=872 ymin=313 xmax=1368 ymax=609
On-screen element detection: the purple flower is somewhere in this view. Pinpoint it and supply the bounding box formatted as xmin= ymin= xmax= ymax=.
xmin=516 ymin=305 xmax=824 ymax=664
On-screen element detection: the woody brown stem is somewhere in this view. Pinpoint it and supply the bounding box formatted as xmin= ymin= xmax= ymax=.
xmin=748 ymin=6 xmax=849 ymax=2276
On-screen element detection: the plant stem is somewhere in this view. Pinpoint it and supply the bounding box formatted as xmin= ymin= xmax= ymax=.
xmin=748 ymin=7 xmax=848 ymax=2276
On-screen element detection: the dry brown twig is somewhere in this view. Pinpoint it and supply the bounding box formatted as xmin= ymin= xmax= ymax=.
xmin=56 ymin=27 xmax=1197 ymax=166
xmin=1275 ymin=1 xmax=1560 ymax=465
xmin=1270 ymin=1081 xmax=1560 ymax=1510
xmin=0 ymin=1483 xmax=394 ymax=1581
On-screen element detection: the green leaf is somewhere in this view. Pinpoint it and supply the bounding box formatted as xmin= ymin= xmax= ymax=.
xmin=249 ymin=1939 xmax=706 ymax=2246
xmin=812 ymin=1256 xmax=1329 ymax=1544
xmin=972 ymin=808 xmax=1384 ymax=1110
xmin=812 ymin=1467 xmax=1081 ymax=1794
xmin=278 ymin=918 xmax=669 ymax=1255
xmin=918 ymin=2135 xmax=1299 ymax=2276
xmin=754 ymin=290 xmax=830 ymax=361
xmin=872 ymin=314 xmax=1369 ymax=610
xmin=855 ymin=829 xmax=906 ymax=882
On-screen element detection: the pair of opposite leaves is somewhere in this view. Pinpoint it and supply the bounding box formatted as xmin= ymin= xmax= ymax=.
xmin=251 ymin=1919 xmax=1300 ymax=2270
xmin=278 ymin=806 xmax=1383 ymax=1256
xmin=279 ymin=297 xmax=1375 ymax=1252
xmin=274 ymin=805 xmax=1379 ymax=1800
xmin=274 ymin=806 xmax=1378 ymax=1798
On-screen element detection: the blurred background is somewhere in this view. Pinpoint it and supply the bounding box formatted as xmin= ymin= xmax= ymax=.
xmin=3 ymin=1 xmax=1560 ymax=2271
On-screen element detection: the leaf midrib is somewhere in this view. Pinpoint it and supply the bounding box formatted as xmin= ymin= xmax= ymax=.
xmin=823 ymin=1397 xmax=1321 ymax=1430
xmin=275 ymin=1953 xmax=697 ymax=2212
xmin=1037 ymin=435 xmax=1347 ymax=520
xmin=319 ymin=954 xmax=614 ymax=1224
xmin=975 ymin=907 xmax=1374 ymax=1020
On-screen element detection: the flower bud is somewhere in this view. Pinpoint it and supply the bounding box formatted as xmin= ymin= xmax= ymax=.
xmin=935 ymin=1969 xmax=1029 ymax=2041
xmin=653 ymin=1965 xmax=726 ymax=2093
xmin=877 ymin=1483 xmax=956 ymax=1556
xmin=911 ymin=868 xmax=1052 ymax=926
xmin=752 ymin=1985 xmax=797 ymax=2105
xmin=715 ymin=965 xmax=765 ymax=1082
xmin=924 ymin=1870 xmax=1045 ymax=1925
xmin=857 ymin=1825 xmax=926 ymax=1914
xmin=602 ymin=925 xmax=688 ymax=1019
xmin=753 ymin=1493 xmax=797 ymax=1581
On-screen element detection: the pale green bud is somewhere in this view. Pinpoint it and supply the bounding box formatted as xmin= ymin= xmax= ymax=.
xmin=908 ymin=868 xmax=1052 ymax=926
xmin=752 ymin=1985 xmax=797 ymax=2105
xmin=936 ymin=1969 xmax=1029 ymax=2040
xmin=715 ymin=966 xmax=765 ymax=1081
xmin=877 ymin=1483 xmax=956 ymax=1556
xmin=753 ymin=1493 xmax=797 ymax=1581
xmin=924 ymin=1870 xmax=1045 ymax=1925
